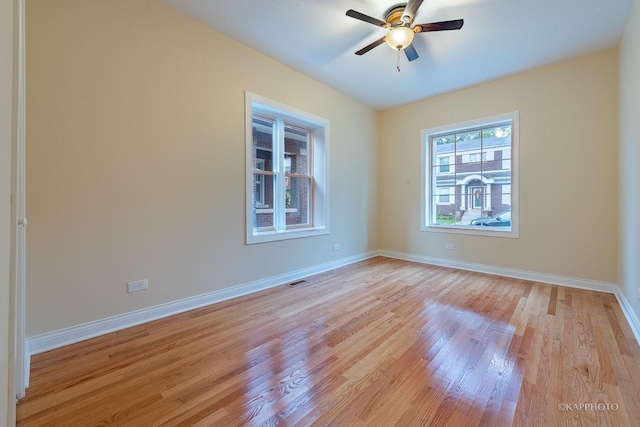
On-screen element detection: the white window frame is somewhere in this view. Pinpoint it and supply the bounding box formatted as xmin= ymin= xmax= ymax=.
xmin=420 ymin=111 xmax=519 ymax=238
xmin=246 ymin=92 xmax=330 ymax=244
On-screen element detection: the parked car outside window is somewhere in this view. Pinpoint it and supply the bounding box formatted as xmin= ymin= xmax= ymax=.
xmin=470 ymin=210 xmax=511 ymax=227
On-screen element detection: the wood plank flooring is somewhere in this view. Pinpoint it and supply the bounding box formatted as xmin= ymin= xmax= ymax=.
xmin=16 ymin=257 xmax=640 ymax=426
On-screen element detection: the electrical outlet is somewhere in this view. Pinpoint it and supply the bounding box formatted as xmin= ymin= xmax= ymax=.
xmin=333 ymin=244 xmax=340 ymax=251
xmin=127 ymin=279 xmax=148 ymax=293
xmin=445 ymin=243 xmax=455 ymax=250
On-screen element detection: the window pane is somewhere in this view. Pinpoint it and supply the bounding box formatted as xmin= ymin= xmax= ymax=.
xmin=500 ymin=184 xmax=511 ymax=210
xmin=494 ymin=125 xmax=511 ymax=139
xmin=253 ymin=173 xmax=272 ymax=207
xmin=253 ymin=174 xmax=274 ymax=229
xmin=253 ymin=173 xmax=264 ymax=206
xmin=453 ymin=194 xmax=465 ymax=226
xmin=253 ymin=117 xmax=274 ymax=172
xmin=254 ymin=211 xmax=273 ymax=229
xmin=482 ymin=126 xmax=511 ymax=140
xmin=255 ymin=155 xmax=271 ymax=171
xmin=286 ymin=177 xmax=311 ymax=226
xmin=433 ymin=135 xmax=455 ymax=175
xmin=456 ymin=130 xmax=481 ymax=142
xmin=500 ymin=194 xmax=512 ymax=211
xmin=434 ymin=174 xmax=453 ymax=188
xmin=433 ymin=134 xmax=455 ymax=146
xmin=284 ymin=127 xmax=310 ymax=175
xmin=433 ymin=197 xmax=454 ymax=225
xmin=440 ymin=156 xmax=451 ymax=172
xmin=438 ymin=187 xmax=451 ymax=203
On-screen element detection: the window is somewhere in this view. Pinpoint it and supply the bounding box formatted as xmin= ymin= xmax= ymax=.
xmin=437 ymin=186 xmax=452 ymax=204
xmin=246 ymin=92 xmax=329 ymax=244
xmin=421 ymin=112 xmax=519 ymax=238
xmin=438 ymin=156 xmax=451 ymax=173
xmin=468 ymin=151 xmax=490 ymax=163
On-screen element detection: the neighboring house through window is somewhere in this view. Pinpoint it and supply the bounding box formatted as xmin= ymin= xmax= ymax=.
xmin=246 ymin=92 xmax=329 ymax=244
xmin=421 ymin=112 xmax=519 ymax=238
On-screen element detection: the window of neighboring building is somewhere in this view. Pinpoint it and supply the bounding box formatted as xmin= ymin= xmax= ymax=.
xmin=254 ymin=158 xmax=266 ymax=206
xmin=468 ymin=151 xmax=491 ymax=163
xmin=421 ymin=112 xmax=519 ymax=238
xmin=437 ymin=186 xmax=453 ymax=204
xmin=246 ymin=92 xmax=329 ymax=244
xmin=438 ymin=156 xmax=451 ymax=173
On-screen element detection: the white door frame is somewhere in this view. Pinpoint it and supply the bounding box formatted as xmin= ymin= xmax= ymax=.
xmin=13 ymin=0 xmax=27 ymax=399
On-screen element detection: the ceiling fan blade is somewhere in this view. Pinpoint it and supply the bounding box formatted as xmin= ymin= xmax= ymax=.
xmin=402 ymin=0 xmax=424 ymax=24
xmin=415 ymin=19 xmax=464 ymax=32
xmin=404 ymin=44 xmax=419 ymax=61
xmin=355 ymin=36 xmax=386 ymax=55
xmin=346 ymin=9 xmax=389 ymax=28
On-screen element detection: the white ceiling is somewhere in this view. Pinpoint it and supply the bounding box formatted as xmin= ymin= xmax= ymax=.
xmin=161 ymin=0 xmax=634 ymax=110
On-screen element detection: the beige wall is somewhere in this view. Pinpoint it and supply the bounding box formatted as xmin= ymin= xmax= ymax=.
xmin=25 ymin=0 xmax=379 ymax=336
xmin=1 ymin=0 xmax=15 ymax=423
xmin=620 ymin=0 xmax=640 ymax=321
xmin=379 ymin=49 xmax=619 ymax=283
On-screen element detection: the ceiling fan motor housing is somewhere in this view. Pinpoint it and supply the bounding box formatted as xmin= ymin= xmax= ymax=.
xmin=386 ymin=6 xmax=407 ymax=27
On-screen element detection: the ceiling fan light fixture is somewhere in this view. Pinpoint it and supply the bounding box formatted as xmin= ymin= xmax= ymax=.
xmin=386 ymin=25 xmax=415 ymax=50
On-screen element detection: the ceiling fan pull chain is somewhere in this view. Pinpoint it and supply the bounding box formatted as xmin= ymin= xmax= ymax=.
xmin=397 ymin=50 xmax=401 ymax=72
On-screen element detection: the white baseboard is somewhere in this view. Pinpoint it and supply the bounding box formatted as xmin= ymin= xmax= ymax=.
xmin=27 ymin=251 xmax=378 ymax=357
xmin=615 ymin=290 xmax=640 ymax=344
xmin=379 ymin=250 xmax=619 ymax=292
xmin=378 ymin=250 xmax=640 ymax=343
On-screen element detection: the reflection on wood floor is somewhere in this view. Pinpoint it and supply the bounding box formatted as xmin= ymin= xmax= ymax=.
xmin=16 ymin=257 xmax=640 ymax=426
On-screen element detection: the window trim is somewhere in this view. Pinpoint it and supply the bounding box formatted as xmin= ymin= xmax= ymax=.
xmin=245 ymin=92 xmax=330 ymax=244
xmin=420 ymin=111 xmax=519 ymax=239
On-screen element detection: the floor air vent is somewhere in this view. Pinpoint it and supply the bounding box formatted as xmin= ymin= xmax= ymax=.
xmin=287 ymin=280 xmax=307 ymax=287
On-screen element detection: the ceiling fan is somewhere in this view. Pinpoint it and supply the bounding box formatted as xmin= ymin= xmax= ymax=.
xmin=346 ymin=0 xmax=464 ymax=62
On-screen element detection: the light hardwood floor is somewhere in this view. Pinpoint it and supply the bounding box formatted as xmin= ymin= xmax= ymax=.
xmin=16 ymin=257 xmax=640 ymax=426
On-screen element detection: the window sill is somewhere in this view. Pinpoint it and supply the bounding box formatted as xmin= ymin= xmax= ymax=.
xmin=423 ymin=224 xmax=519 ymax=239
xmin=247 ymin=226 xmax=329 ymax=244
xmin=256 ymin=208 xmax=299 ymax=214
